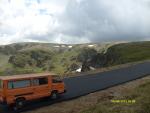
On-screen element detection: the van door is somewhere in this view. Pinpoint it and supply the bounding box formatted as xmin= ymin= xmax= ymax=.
xmin=31 ymin=77 xmax=51 ymax=99
xmin=6 ymin=79 xmax=34 ymax=104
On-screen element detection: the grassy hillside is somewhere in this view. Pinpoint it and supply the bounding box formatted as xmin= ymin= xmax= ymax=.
xmin=0 ymin=41 xmax=150 ymax=76
xmin=0 ymin=42 xmax=113 ymax=76
xmin=105 ymin=41 xmax=150 ymax=66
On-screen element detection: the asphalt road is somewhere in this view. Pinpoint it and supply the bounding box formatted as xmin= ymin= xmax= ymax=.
xmin=1 ymin=61 xmax=150 ymax=113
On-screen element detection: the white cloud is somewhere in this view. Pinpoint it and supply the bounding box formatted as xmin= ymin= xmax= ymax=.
xmin=59 ymin=0 xmax=150 ymax=42
xmin=0 ymin=0 xmax=150 ymax=45
xmin=0 ymin=0 xmax=67 ymax=45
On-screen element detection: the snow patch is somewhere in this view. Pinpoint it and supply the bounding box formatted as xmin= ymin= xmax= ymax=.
xmin=88 ymin=44 xmax=95 ymax=47
xmin=54 ymin=45 xmax=60 ymax=48
xmin=68 ymin=45 xmax=72 ymax=48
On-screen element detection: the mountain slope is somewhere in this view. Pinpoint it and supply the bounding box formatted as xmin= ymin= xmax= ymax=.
xmin=105 ymin=41 xmax=150 ymax=66
xmin=0 ymin=42 xmax=113 ymax=75
xmin=0 ymin=41 xmax=150 ymax=76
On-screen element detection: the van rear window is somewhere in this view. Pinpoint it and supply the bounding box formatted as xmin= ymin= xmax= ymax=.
xmin=8 ymin=80 xmax=30 ymax=89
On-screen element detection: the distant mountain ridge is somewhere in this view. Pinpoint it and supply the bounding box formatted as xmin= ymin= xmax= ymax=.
xmin=0 ymin=41 xmax=149 ymax=76
xmin=0 ymin=42 xmax=116 ymax=75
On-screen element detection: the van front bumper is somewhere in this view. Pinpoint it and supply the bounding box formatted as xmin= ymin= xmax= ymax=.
xmin=0 ymin=97 xmax=7 ymax=105
xmin=0 ymin=101 xmax=7 ymax=105
xmin=64 ymin=89 xmax=67 ymax=93
xmin=59 ymin=89 xmax=67 ymax=94
xmin=0 ymin=102 xmax=8 ymax=111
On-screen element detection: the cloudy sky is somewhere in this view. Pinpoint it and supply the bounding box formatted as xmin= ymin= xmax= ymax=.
xmin=0 ymin=0 xmax=150 ymax=45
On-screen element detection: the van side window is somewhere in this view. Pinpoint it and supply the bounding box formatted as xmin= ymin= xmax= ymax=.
xmin=33 ymin=77 xmax=48 ymax=86
xmin=8 ymin=81 xmax=13 ymax=89
xmin=33 ymin=79 xmax=39 ymax=86
xmin=8 ymin=80 xmax=30 ymax=89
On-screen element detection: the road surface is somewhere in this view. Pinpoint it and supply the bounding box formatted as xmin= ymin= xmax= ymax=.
xmin=1 ymin=61 xmax=150 ymax=113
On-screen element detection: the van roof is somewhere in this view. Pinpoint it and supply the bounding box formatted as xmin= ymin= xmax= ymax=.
xmin=0 ymin=72 xmax=57 ymax=80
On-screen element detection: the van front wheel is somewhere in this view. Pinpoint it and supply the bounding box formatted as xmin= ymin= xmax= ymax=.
xmin=51 ymin=91 xmax=58 ymax=100
xmin=13 ymin=98 xmax=25 ymax=110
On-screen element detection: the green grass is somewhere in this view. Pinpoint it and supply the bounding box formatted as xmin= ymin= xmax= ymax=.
xmin=0 ymin=66 xmax=44 ymax=76
xmin=106 ymin=41 xmax=150 ymax=65
xmin=81 ymin=79 xmax=150 ymax=113
xmin=0 ymin=53 xmax=10 ymax=68
xmin=0 ymin=41 xmax=150 ymax=76
xmin=50 ymin=47 xmax=81 ymax=75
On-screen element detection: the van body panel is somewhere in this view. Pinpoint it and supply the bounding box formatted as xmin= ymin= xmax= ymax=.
xmin=0 ymin=73 xmax=66 ymax=105
xmin=31 ymin=84 xmax=50 ymax=99
xmin=6 ymin=84 xmax=34 ymax=104
xmin=0 ymin=89 xmax=3 ymax=103
xmin=52 ymin=82 xmax=65 ymax=93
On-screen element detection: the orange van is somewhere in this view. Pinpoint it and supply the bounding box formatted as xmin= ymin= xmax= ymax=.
xmin=0 ymin=73 xmax=66 ymax=109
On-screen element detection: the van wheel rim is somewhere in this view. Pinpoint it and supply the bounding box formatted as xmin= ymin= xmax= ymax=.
xmin=52 ymin=93 xmax=57 ymax=99
xmin=18 ymin=102 xmax=23 ymax=106
xmin=13 ymin=106 xmax=18 ymax=111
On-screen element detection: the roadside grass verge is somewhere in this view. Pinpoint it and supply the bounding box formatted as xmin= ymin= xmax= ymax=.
xmin=81 ymin=77 xmax=150 ymax=113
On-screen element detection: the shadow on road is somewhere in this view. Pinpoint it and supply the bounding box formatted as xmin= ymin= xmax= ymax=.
xmin=1 ymin=97 xmax=66 ymax=113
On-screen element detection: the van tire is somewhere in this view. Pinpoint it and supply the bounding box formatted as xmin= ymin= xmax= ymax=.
xmin=51 ymin=91 xmax=58 ymax=100
xmin=13 ymin=98 xmax=25 ymax=110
